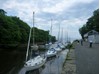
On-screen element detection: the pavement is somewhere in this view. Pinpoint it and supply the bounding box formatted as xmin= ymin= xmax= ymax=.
xmin=74 ymin=41 xmax=99 ymax=74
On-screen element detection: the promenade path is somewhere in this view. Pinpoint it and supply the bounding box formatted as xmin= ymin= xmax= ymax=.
xmin=74 ymin=41 xmax=99 ymax=74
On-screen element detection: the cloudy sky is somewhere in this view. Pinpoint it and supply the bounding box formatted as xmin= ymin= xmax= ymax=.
xmin=0 ymin=0 xmax=99 ymax=41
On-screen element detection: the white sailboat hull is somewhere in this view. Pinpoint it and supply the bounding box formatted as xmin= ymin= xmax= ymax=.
xmin=46 ymin=48 xmax=57 ymax=58
xmin=24 ymin=56 xmax=46 ymax=71
xmin=55 ymin=47 xmax=62 ymax=52
xmin=60 ymin=45 xmax=65 ymax=49
xmin=46 ymin=52 xmax=57 ymax=57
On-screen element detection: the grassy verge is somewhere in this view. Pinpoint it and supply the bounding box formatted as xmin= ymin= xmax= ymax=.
xmin=63 ymin=42 xmax=74 ymax=67
xmin=65 ymin=43 xmax=74 ymax=50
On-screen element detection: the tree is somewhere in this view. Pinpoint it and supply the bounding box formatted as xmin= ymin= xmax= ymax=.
xmin=11 ymin=16 xmax=30 ymax=43
xmin=86 ymin=9 xmax=99 ymax=32
xmin=0 ymin=9 xmax=56 ymax=47
xmin=79 ymin=9 xmax=99 ymax=39
xmin=0 ymin=9 xmax=7 ymax=15
xmin=79 ymin=25 xmax=88 ymax=39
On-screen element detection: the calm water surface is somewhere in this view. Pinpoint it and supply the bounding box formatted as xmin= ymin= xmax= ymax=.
xmin=19 ymin=49 xmax=69 ymax=74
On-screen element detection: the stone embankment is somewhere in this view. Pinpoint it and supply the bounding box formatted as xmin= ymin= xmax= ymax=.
xmin=61 ymin=48 xmax=76 ymax=74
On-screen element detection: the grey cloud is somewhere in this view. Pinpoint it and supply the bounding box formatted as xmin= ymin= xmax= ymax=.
xmin=0 ymin=0 xmax=8 ymax=8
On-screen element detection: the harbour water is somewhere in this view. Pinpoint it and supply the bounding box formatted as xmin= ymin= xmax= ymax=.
xmin=19 ymin=49 xmax=69 ymax=74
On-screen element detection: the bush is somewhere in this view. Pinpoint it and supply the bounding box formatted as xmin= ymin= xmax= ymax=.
xmin=65 ymin=43 xmax=73 ymax=49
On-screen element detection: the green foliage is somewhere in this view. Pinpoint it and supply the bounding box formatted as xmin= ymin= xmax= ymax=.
xmin=0 ymin=9 xmax=56 ymax=47
xmin=51 ymin=36 xmax=56 ymax=42
xmin=31 ymin=27 xmax=56 ymax=44
xmin=79 ymin=9 xmax=99 ymax=39
xmin=0 ymin=14 xmax=22 ymax=45
xmin=0 ymin=9 xmax=7 ymax=15
xmin=79 ymin=25 xmax=88 ymax=39
xmin=65 ymin=43 xmax=73 ymax=49
xmin=28 ymin=26 xmax=56 ymax=44
xmin=11 ymin=17 xmax=30 ymax=43
xmin=48 ymin=35 xmax=56 ymax=43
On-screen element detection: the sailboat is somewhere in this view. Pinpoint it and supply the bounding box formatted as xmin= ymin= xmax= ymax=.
xmin=64 ymin=31 xmax=68 ymax=46
xmin=59 ymin=28 xmax=65 ymax=49
xmin=54 ymin=24 xmax=62 ymax=52
xmin=54 ymin=43 xmax=62 ymax=52
xmin=46 ymin=19 xmax=57 ymax=58
xmin=24 ymin=12 xmax=46 ymax=71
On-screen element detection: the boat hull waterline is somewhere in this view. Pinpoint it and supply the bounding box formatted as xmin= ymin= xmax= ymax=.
xmin=25 ymin=57 xmax=46 ymax=71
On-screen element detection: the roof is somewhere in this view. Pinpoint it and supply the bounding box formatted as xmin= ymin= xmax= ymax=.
xmin=88 ymin=30 xmax=99 ymax=35
xmin=84 ymin=30 xmax=99 ymax=37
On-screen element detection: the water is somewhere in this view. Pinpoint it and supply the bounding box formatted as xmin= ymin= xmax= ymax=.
xmin=0 ymin=47 xmax=26 ymax=74
xmin=19 ymin=49 xmax=69 ymax=74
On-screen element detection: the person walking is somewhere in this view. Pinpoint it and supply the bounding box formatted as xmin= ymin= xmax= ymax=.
xmin=80 ymin=39 xmax=83 ymax=46
xmin=89 ymin=40 xmax=93 ymax=48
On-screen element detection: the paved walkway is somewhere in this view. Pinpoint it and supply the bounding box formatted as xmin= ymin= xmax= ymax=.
xmin=74 ymin=41 xmax=99 ymax=74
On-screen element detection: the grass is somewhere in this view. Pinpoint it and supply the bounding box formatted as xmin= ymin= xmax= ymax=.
xmin=63 ymin=51 xmax=69 ymax=67
xmin=62 ymin=43 xmax=74 ymax=67
xmin=65 ymin=43 xmax=75 ymax=51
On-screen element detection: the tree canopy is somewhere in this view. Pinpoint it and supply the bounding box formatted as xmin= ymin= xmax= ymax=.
xmin=0 ymin=9 xmax=56 ymax=47
xmin=0 ymin=9 xmax=7 ymax=15
xmin=79 ymin=9 xmax=99 ymax=39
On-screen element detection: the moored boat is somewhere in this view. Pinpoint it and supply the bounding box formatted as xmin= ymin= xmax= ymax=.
xmin=24 ymin=12 xmax=46 ymax=71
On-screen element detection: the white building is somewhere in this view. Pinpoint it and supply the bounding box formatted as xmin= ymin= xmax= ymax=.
xmin=84 ymin=30 xmax=99 ymax=43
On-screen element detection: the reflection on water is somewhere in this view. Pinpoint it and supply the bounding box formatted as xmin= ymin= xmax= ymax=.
xmin=19 ymin=49 xmax=68 ymax=74
xmin=40 ymin=49 xmax=68 ymax=74
xmin=26 ymin=69 xmax=39 ymax=74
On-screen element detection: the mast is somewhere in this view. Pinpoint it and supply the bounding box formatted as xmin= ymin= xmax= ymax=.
xmin=50 ymin=19 xmax=53 ymax=43
xmin=57 ymin=24 xmax=60 ymax=42
xmin=61 ymin=28 xmax=63 ymax=43
xmin=25 ymin=28 xmax=32 ymax=62
xmin=33 ymin=12 xmax=35 ymax=45
xmin=66 ymin=24 xmax=68 ymax=43
xmin=67 ymin=32 xmax=68 ymax=43
xmin=25 ymin=12 xmax=36 ymax=61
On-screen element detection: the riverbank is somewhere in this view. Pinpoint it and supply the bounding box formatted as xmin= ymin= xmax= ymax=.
xmin=61 ymin=48 xmax=76 ymax=74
